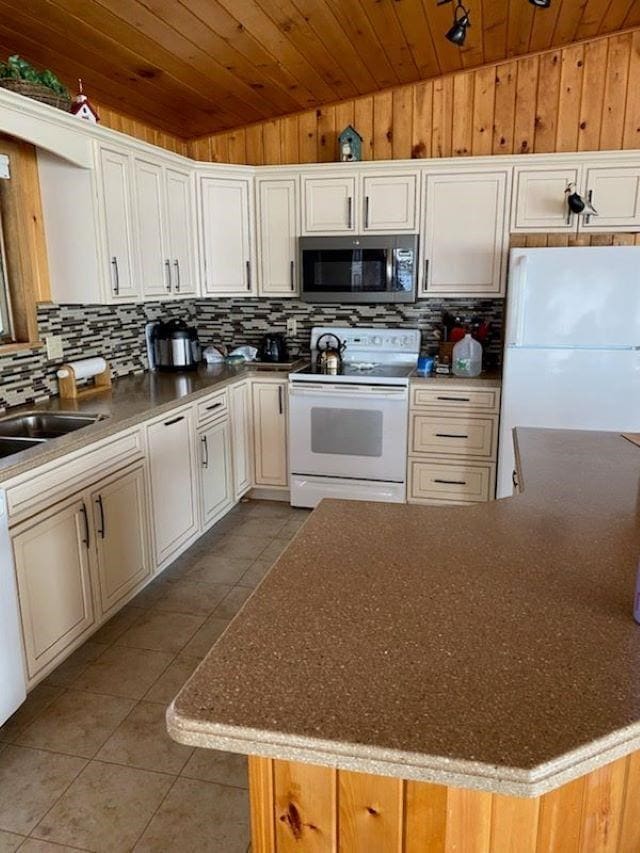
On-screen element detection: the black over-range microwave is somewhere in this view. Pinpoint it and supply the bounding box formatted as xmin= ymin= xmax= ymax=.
xmin=298 ymin=234 xmax=419 ymax=303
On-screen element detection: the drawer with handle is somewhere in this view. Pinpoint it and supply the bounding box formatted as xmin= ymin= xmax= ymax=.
xmin=196 ymin=389 xmax=229 ymax=425
xmin=410 ymin=414 xmax=498 ymax=459
xmin=410 ymin=385 xmax=500 ymax=413
xmin=409 ymin=459 xmax=495 ymax=504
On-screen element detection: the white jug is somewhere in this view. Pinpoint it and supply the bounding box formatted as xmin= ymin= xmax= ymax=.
xmin=452 ymin=333 xmax=482 ymax=377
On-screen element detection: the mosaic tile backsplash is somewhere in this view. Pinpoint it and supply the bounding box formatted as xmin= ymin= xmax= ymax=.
xmin=0 ymin=297 xmax=503 ymax=409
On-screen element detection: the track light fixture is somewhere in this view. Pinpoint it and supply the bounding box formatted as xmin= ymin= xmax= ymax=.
xmin=437 ymin=0 xmax=471 ymax=46
xmin=529 ymin=0 xmax=551 ymax=6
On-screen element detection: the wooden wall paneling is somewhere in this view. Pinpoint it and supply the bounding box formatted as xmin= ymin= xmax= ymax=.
xmin=279 ymin=116 xmax=300 ymax=166
xmin=556 ymin=44 xmax=586 ymax=151
xmin=624 ymin=32 xmax=640 ymax=149
xmin=431 ymin=76 xmax=454 ymax=158
xmin=575 ymin=0 xmax=613 ymax=41
xmin=528 ymin=0 xmax=562 ymax=54
xmin=506 ymin=0 xmax=535 ymax=59
xmin=317 ymin=106 xmax=337 ymax=163
xmin=354 ymin=96 xmax=374 ymax=161
xmin=227 ymin=128 xmax=247 ymax=165
xmin=248 ymin=755 xmax=275 ymax=853
xmin=481 ymin=0 xmax=508 ymax=64
xmin=392 ymin=87 xmax=413 ymax=160
xmin=536 ymin=774 xmax=586 ymax=849
xmin=443 ymin=787 xmax=492 ymax=852
xmin=578 ymin=755 xmax=627 ymax=851
xmin=263 ymin=120 xmax=282 ymax=166
xmin=210 ymin=133 xmax=230 ymax=164
xmin=273 ymin=759 xmax=337 ymax=852
xmin=392 ymin=0 xmax=440 ymax=80
xmin=404 ymin=780 xmax=447 ymax=853
xmin=619 ymin=750 xmax=640 ymax=850
xmin=533 ymin=51 xmax=562 ymax=152
xmin=489 ymin=793 xmax=539 ymax=853
xmin=411 ymin=81 xmax=433 ymax=160
xmin=245 ymin=124 xmax=264 ymax=166
xmin=372 ymin=91 xmax=393 ymax=161
xmin=298 ymin=111 xmax=318 ymax=165
xmin=577 ymin=37 xmax=609 ymax=150
xmin=513 ymin=55 xmax=540 ymax=154
xmin=337 ymin=770 xmax=402 ymax=853
xmin=600 ymin=32 xmax=633 ymax=149
xmin=334 ymin=101 xmax=355 ymax=140
xmin=354 ymin=0 xmax=419 ymax=86
xmin=472 ymin=66 xmax=497 ymax=155
xmin=451 ymin=71 xmax=474 ymax=156
xmin=492 ymin=61 xmax=517 ymax=155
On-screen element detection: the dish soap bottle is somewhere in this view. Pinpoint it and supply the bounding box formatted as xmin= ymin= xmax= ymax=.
xmin=452 ymin=333 xmax=482 ymax=377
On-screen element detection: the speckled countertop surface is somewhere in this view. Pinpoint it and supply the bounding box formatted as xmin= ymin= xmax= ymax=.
xmin=409 ymin=369 xmax=502 ymax=387
xmin=168 ymin=428 xmax=640 ymax=796
xmin=0 ymin=362 xmax=305 ymax=484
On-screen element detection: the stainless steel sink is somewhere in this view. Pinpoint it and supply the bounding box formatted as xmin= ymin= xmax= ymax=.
xmin=0 ymin=437 xmax=46 ymax=459
xmin=0 ymin=412 xmax=106 ymax=440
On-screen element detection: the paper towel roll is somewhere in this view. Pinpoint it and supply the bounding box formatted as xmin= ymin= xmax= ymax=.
xmin=57 ymin=357 xmax=107 ymax=381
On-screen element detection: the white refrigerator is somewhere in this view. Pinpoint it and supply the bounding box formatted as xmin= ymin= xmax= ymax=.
xmin=0 ymin=490 xmax=26 ymax=725
xmin=497 ymin=246 xmax=640 ymax=498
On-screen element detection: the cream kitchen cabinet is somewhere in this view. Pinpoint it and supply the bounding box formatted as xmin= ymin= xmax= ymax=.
xmin=252 ymin=379 xmax=288 ymax=488
xmin=12 ymin=494 xmax=96 ymax=682
xmin=421 ymin=171 xmax=509 ymax=296
xmin=257 ymin=177 xmax=298 ymax=296
xmin=200 ymin=175 xmax=254 ymax=295
xmin=197 ymin=415 xmax=233 ymax=531
xmin=360 ymin=172 xmax=418 ymax=232
xmin=230 ymin=380 xmax=253 ymax=499
xmin=512 ymin=163 xmax=640 ymax=233
xmin=98 ymin=145 xmax=138 ymax=301
xmin=165 ymin=167 xmax=198 ymax=295
xmin=146 ymin=406 xmax=199 ymax=568
xmin=302 ymin=175 xmax=356 ymax=233
xmin=91 ymin=463 xmax=151 ymax=618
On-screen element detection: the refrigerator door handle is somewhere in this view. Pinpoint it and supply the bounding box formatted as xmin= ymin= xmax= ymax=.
xmin=506 ymin=254 xmax=528 ymax=347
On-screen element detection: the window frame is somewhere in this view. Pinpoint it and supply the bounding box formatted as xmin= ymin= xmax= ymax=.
xmin=0 ymin=206 xmax=14 ymax=344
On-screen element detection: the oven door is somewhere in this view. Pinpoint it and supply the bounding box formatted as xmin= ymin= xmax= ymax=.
xmin=288 ymin=381 xmax=408 ymax=482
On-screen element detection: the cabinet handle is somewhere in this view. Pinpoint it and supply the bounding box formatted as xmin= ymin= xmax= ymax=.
xmin=512 ymin=469 xmax=520 ymax=489
xmin=424 ymin=258 xmax=429 ymax=288
xmin=111 ymin=257 xmax=119 ymax=295
xmin=80 ymin=502 xmax=90 ymax=549
xmin=435 ymin=432 xmax=469 ymax=439
xmin=364 ymin=195 xmax=370 ymax=229
xmin=164 ymin=415 xmax=184 ymax=427
xmin=584 ymin=189 xmax=595 ymax=226
xmin=96 ymin=494 xmax=106 ymax=539
xmin=246 ymin=260 xmax=251 ymax=291
xmin=165 ymin=259 xmax=172 ymax=292
xmin=347 ymin=196 xmax=353 ymax=229
xmin=278 ymin=385 xmax=284 ymax=415
xmin=174 ymin=259 xmax=181 ymax=292
xmin=205 ymin=401 xmax=223 ymax=412
xmin=433 ymin=478 xmax=467 ymax=485
xmin=290 ymin=259 xmax=295 ymax=291
xmin=201 ymin=435 xmax=209 ymax=468
xmin=436 ymin=396 xmax=471 ymax=402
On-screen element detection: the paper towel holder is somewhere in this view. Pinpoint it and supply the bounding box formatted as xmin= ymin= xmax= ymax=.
xmin=57 ymin=361 xmax=112 ymax=400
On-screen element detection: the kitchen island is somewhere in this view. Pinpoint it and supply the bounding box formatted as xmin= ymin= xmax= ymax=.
xmin=168 ymin=428 xmax=640 ymax=851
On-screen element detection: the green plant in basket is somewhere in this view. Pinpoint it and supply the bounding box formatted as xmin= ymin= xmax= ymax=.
xmin=0 ymin=55 xmax=68 ymax=96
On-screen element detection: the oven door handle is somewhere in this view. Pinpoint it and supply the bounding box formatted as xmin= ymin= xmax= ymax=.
xmin=289 ymin=384 xmax=406 ymax=400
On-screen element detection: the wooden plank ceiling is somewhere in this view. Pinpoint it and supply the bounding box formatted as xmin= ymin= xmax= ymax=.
xmin=0 ymin=0 xmax=638 ymax=139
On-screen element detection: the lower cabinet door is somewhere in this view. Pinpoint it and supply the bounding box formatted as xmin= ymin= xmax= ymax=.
xmin=198 ymin=418 xmax=233 ymax=529
xmin=230 ymin=380 xmax=253 ymax=499
xmin=146 ymin=407 xmax=199 ymax=567
xmin=252 ymin=381 xmax=288 ymax=487
xmin=12 ymin=496 xmax=96 ymax=680
xmin=92 ymin=464 xmax=151 ymax=617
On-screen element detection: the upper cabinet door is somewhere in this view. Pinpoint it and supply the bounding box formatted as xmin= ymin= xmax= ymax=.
xmin=361 ymin=173 xmax=418 ymax=232
xmin=166 ymin=168 xmax=198 ymax=296
xmin=512 ymin=166 xmax=581 ymax=232
xmin=201 ymin=176 xmax=253 ymax=295
xmin=302 ymin=176 xmax=356 ymax=233
xmin=257 ymin=177 xmax=298 ymax=296
xmin=422 ymin=171 xmax=509 ymax=297
xmin=580 ymin=166 xmax=640 ymax=231
xmin=99 ymin=147 xmax=138 ymax=301
xmin=133 ymin=158 xmax=170 ymax=299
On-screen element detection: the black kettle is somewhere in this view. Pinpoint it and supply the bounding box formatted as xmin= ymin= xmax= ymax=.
xmin=259 ymin=333 xmax=289 ymax=363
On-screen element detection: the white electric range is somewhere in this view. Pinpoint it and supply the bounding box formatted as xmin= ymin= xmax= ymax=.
xmin=288 ymin=326 xmax=421 ymax=508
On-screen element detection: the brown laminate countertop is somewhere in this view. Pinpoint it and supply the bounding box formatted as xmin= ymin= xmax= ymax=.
xmin=0 ymin=362 xmax=304 ymax=484
xmin=409 ymin=368 xmax=502 ymax=387
xmin=168 ymin=428 xmax=640 ymax=797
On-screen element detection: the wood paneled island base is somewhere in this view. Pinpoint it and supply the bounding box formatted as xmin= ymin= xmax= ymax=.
xmin=248 ymin=753 xmax=640 ymax=853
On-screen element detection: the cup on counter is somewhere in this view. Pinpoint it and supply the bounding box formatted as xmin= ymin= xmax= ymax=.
xmin=416 ymin=355 xmax=434 ymax=375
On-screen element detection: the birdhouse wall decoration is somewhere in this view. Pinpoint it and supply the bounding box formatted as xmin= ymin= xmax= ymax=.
xmin=70 ymin=79 xmax=99 ymax=123
xmin=338 ymin=125 xmax=362 ymax=162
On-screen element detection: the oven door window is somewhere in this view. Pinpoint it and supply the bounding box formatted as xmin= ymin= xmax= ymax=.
xmin=310 ymin=407 xmax=383 ymax=457
xmin=302 ymin=248 xmax=389 ymax=294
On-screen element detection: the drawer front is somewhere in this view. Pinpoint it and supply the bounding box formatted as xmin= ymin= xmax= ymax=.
xmin=196 ymin=389 xmax=229 ymax=425
xmin=409 ymin=459 xmax=495 ymax=503
xmin=6 ymin=428 xmax=143 ymax=524
xmin=410 ymin=385 xmax=500 ymax=413
xmin=410 ymin=414 xmax=498 ymax=459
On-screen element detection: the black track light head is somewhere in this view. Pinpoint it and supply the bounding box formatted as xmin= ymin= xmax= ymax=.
xmin=529 ymin=0 xmax=551 ymax=7
xmin=444 ymin=1 xmax=470 ymax=46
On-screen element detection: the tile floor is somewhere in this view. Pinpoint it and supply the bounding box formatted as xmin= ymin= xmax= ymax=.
xmin=0 ymin=499 xmax=310 ymax=853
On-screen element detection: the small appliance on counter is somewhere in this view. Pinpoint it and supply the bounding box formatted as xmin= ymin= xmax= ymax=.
xmin=146 ymin=320 xmax=201 ymax=372
xmin=259 ymin=333 xmax=289 ymax=363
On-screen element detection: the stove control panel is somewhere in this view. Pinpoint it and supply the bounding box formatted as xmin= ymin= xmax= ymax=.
xmin=310 ymin=327 xmax=421 ymax=357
